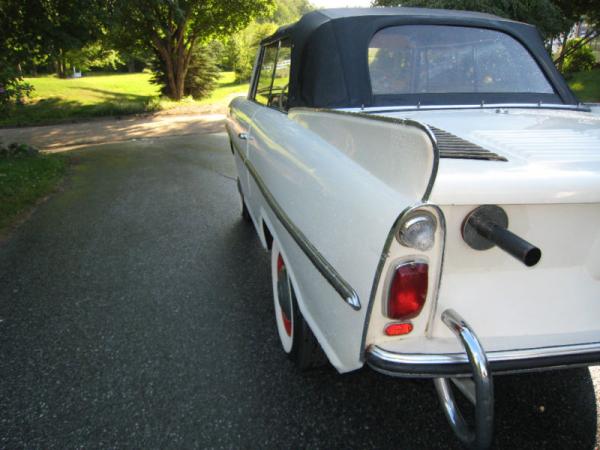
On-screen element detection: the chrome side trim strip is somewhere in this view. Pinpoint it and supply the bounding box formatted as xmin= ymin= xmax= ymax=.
xmin=340 ymin=103 xmax=591 ymax=114
xmin=230 ymin=140 xmax=361 ymax=310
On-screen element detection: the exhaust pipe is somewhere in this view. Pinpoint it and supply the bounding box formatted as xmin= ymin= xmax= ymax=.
xmin=462 ymin=205 xmax=542 ymax=267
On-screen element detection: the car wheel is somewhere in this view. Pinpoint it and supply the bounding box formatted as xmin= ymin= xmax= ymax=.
xmin=271 ymin=241 xmax=327 ymax=370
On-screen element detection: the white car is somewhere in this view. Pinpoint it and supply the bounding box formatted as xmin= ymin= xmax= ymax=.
xmin=226 ymin=7 xmax=600 ymax=448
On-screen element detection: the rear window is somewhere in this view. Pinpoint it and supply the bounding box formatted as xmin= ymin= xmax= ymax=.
xmin=368 ymin=25 xmax=554 ymax=96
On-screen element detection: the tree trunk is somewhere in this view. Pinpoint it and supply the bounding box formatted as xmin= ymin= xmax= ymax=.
xmin=152 ymin=21 xmax=196 ymax=101
xmin=174 ymin=46 xmax=187 ymax=100
xmin=556 ymin=32 xmax=569 ymax=72
xmin=127 ymin=58 xmax=136 ymax=73
xmin=161 ymin=44 xmax=192 ymax=100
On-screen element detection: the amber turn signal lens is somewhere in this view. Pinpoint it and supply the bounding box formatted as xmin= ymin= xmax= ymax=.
xmin=385 ymin=322 xmax=413 ymax=336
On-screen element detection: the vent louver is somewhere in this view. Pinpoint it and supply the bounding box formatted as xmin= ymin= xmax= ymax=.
xmin=429 ymin=126 xmax=508 ymax=162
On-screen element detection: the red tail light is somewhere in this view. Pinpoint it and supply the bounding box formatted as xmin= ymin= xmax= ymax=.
xmin=387 ymin=262 xmax=428 ymax=320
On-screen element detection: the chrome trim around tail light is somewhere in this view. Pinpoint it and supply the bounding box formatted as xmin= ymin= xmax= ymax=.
xmin=359 ymin=203 xmax=447 ymax=359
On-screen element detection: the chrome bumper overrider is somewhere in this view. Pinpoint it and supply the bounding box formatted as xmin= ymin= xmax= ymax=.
xmin=435 ymin=309 xmax=493 ymax=448
xmin=367 ymin=309 xmax=600 ymax=449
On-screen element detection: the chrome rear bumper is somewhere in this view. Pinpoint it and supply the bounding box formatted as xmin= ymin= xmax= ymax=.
xmin=367 ymin=309 xmax=600 ymax=448
xmin=367 ymin=337 xmax=600 ymax=378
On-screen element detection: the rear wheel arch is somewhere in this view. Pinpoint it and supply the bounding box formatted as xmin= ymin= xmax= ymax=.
xmin=271 ymin=239 xmax=327 ymax=369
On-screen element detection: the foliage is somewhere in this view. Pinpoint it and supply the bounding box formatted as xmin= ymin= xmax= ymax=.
xmin=152 ymin=44 xmax=220 ymax=100
xmin=0 ymin=152 xmax=67 ymax=230
xmin=183 ymin=45 xmax=221 ymax=99
xmin=0 ymin=142 xmax=39 ymax=159
xmin=228 ymin=22 xmax=279 ymax=82
xmin=110 ymin=0 xmax=274 ymax=100
xmin=568 ymin=68 xmax=600 ymax=101
xmin=371 ymin=0 xmax=567 ymax=39
xmin=265 ymin=0 xmax=313 ymax=25
xmin=65 ymin=42 xmax=123 ymax=73
xmin=0 ymin=66 xmax=33 ymax=108
xmin=562 ymin=39 xmax=596 ymax=74
xmin=0 ymin=0 xmax=109 ymax=77
xmin=549 ymin=0 xmax=599 ymax=69
xmin=219 ymin=0 xmax=311 ymax=74
xmin=372 ymin=0 xmax=600 ymax=71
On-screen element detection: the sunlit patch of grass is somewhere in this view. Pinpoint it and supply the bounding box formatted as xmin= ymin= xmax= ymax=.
xmin=1 ymin=71 xmax=249 ymax=127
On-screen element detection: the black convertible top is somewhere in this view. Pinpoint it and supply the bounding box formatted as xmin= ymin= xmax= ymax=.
xmin=259 ymin=8 xmax=577 ymax=108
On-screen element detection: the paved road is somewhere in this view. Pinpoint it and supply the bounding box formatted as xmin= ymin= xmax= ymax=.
xmin=0 ymin=132 xmax=598 ymax=448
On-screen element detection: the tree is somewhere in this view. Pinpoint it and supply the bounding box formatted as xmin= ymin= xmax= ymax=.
xmin=267 ymin=0 xmax=313 ymax=25
xmin=228 ymin=21 xmax=279 ymax=82
xmin=372 ymin=0 xmax=600 ymax=68
xmin=0 ymin=0 xmax=108 ymax=78
xmin=551 ymin=0 xmax=600 ymax=70
xmin=111 ymin=0 xmax=274 ymax=100
xmin=152 ymin=43 xmax=221 ymax=99
xmin=371 ymin=0 xmax=567 ymax=39
xmin=220 ymin=0 xmax=312 ymax=80
xmin=561 ymin=38 xmax=596 ymax=74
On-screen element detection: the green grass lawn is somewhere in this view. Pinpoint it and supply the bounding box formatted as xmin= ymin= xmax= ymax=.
xmin=1 ymin=71 xmax=249 ymax=127
xmin=0 ymin=155 xmax=68 ymax=230
xmin=568 ymin=69 xmax=600 ymax=102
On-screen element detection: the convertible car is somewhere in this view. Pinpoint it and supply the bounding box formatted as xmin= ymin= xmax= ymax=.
xmin=226 ymin=7 xmax=600 ymax=448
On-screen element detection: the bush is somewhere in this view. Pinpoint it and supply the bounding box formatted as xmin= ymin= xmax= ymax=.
xmin=0 ymin=65 xmax=33 ymax=108
xmin=151 ymin=43 xmax=220 ymax=100
xmin=184 ymin=44 xmax=220 ymax=99
xmin=0 ymin=142 xmax=39 ymax=159
xmin=562 ymin=39 xmax=596 ymax=75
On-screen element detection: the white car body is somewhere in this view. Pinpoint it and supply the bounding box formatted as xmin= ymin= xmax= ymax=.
xmin=230 ymin=103 xmax=600 ymax=371
xmin=226 ymin=7 xmax=600 ymax=447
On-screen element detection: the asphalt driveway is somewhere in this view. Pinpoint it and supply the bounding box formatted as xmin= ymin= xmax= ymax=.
xmin=0 ymin=131 xmax=598 ymax=448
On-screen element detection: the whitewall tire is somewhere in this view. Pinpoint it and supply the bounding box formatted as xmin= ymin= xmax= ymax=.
xmin=271 ymin=240 xmax=327 ymax=370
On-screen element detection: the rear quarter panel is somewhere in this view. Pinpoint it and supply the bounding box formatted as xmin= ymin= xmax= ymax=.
xmin=240 ymin=105 xmax=437 ymax=371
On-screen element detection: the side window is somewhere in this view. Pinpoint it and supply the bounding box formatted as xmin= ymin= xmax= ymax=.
xmin=253 ymin=39 xmax=291 ymax=110
xmin=255 ymin=42 xmax=278 ymax=106
xmin=270 ymin=40 xmax=291 ymax=110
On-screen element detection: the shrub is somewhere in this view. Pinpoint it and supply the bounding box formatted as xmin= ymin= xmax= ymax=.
xmin=0 ymin=142 xmax=39 ymax=159
xmin=562 ymin=39 xmax=596 ymax=75
xmin=0 ymin=65 xmax=33 ymax=109
xmin=184 ymin=44 xmax=221 ymax=99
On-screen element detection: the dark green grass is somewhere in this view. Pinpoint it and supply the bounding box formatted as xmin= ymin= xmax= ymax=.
xmin=0 ymin=155 xmax=68 ymax=230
